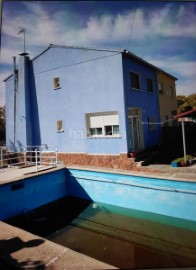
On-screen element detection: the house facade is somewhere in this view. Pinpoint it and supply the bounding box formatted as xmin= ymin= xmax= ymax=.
xmin=157 ymin=71 xmax=177 ymax=126
xmin=5 ymin=45 xmax=162 ymax=164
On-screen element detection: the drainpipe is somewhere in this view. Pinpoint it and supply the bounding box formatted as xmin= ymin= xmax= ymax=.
xmin=182 ymin=120 xmax=187 ymax=164
xmin=13 ymin=56 xmax=17 ymax=149
xmin=155 ymin=70 xmax=162 ymax=144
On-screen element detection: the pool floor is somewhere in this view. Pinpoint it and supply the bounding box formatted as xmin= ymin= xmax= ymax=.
xmin=6 ymin=196 xmax=196 ymax=269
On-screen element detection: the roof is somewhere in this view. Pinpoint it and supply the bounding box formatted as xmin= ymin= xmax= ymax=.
xmin=4 ymin=44 xmax=177 ymax=82
xmin=174 ymin=109 xmax=196 ymax=118
xmin=32 ymin=44 xmax=178 ymax=80
xmin=32 ymin=44 xmax=122 ymax=61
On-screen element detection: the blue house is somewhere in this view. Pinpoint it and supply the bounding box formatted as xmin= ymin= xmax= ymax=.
xmin=4 ymin=45 xmax=161 ymax=167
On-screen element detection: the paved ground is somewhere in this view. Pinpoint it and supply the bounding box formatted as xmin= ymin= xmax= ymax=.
xmin=0 ymin=221 xmax=116 ymax=269
xmin=0 ymin=165 xmax=63 ymax=185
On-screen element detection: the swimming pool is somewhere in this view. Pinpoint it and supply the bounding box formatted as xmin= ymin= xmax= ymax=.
xmin=1 ymin=167 xmax=196 ymax=269
xmin=0 ymin=167 xmax=196 ymax=221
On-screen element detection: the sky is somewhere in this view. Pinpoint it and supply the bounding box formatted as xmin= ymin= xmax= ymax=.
xmin=0 ymin=0 xmax=196 ymax=106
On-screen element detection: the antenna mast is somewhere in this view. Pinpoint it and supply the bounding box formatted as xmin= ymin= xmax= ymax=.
xmin=18 ymin=27 xmax=26 ymax=53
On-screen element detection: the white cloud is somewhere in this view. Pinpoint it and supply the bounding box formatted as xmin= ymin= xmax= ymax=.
xmin=145 ymin=56 xmax=196 ymax=95
xmin=176 ymin=79 xmax=196 ymax=96
xmin=1 ymin=1 xmax=195 ymax=105
xmin=3 ymin=2 xmax=195 ymax=53
xmin=145 ymin=57 xmax=196 ymax=79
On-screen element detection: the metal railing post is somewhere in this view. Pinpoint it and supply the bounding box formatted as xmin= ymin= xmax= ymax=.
xmin=24 ymin=146 xmax=27 ymax=166
xmin=39 ymin=146 xmax=42 ymax=166
xmin=0 ymin=149 xmax=3 ymax=168
xmin=55 ymin=146 xmax=58 ymax=167
xmin=35 ymin=149 xmax=38 ymax=172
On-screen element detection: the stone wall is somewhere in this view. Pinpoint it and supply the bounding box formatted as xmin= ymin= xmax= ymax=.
xmin=58 ymin=153 xmax=133 ymax=170
xmin=58 ymin=153 xmax=162 ymax=173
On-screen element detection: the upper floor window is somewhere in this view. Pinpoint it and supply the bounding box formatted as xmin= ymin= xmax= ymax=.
xmin=130 ymin=72 xmax=141 ymax=90
xmin=168 ymin=86 xmax=173 ymax=97
xmin=53 ymin=77 xmax=60 ymax=90
xmin=57 ymin=120 xmax=63 ymax=132
xmin=146 ymin=78 xmax=154 ymax=93
xmin=158 ymin=82 xmax=164 ymax=94
xmin=86 ymin=111 xmax=120 ymax=137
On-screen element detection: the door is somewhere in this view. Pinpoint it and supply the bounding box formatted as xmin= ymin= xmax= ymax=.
xmin=128 ymin=109 xmax=143 ymax=151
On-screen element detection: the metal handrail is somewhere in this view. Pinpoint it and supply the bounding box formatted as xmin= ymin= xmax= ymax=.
xmin=0 ymin=145 xmax=58 ymax=172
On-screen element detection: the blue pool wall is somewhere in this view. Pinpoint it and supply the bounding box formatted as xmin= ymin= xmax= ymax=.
xmin=68 ymin=169 xmax=196 ymax=222
xmin=0 ymin=169 xmax=67 ymax=220
xmin=0 ymin=168 xmax=196 ymax=222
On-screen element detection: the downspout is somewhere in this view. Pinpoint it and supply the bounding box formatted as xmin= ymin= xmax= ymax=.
xmin=13 ymin=56 xmax=17 ymax=149
xmin=122 ymin=51 xmax=130 ymax=154
xmin=155 ymin=70 xmax=162 ymax=144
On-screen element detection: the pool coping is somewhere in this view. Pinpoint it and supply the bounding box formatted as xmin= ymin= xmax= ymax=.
xmin=66 ymin=165 xmax=196 ymax=182
xmin=0 ymin=221 xmax=116 ymax=269
xmin=0 ymin=165 xmax=196 ymax=188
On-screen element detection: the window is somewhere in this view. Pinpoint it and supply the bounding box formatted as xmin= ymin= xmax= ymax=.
xmin=89 ymin=128 xmax=102 ymax=136
xmin=130 ymin=72 xmax=141 ymax=90
xmin=148 ymin=117 xmax=156 ymax=131
xmin=86 ymin=112 xmax=120 ymax=137
xmin=105 ymin=125 xmax=119 ymax=136
xmin=57 ymin=120 xmax=63 ymax=132
xmin=158 ymin=82 xmax=164 ymax=94
xmin=168 ymin=86 xmax=173 ymax=97
xmin=53 ymin=77 xmax=60 ymax=89
xmin=146 ymin=78 xmax=154 ymax=93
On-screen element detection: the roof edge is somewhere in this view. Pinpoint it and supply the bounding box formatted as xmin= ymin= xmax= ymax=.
xmin=123 ymin=50 xmax=177 ymax=80
xmin=174 ymin=108 xmax=196 ymax=118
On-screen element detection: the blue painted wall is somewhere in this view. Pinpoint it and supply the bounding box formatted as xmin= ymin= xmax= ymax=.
xmin=122 ymin=55 xmax=161 ymax=150
xmin=30 ymin=47 xmax=128 ymax=154
xmin=6 ymin=55 xmax=32 ymax=151
xmin=5 ymin=46 xmax=161 ymax=153
xmin=6 ymin=76 xmax=15 ymax=149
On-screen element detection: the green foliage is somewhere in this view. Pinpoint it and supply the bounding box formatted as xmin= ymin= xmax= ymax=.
xmin=177 ymin=94 xmax=196 ymax=114
xmin=0 ymin=106 xmax=6 ymax=141
xmin=172 ymin=155 xmax=193 ymax=163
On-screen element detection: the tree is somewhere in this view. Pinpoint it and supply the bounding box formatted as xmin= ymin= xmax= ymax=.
xmin=0 ymin=106 xmax=6 ymax=141
xmin=177 ymin=94 xmax=196 ymax=114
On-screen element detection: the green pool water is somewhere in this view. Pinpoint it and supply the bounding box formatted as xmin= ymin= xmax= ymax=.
xmin=6 ymin=196 xmax=196 ymax=269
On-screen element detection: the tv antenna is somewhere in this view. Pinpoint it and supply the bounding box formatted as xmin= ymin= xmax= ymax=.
xmin=18 ymin=27 xmax=26 ymax=53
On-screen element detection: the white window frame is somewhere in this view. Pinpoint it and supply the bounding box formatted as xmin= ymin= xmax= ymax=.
xmin=130 ymin=71 xmax=141 ymax=91
xmin=86 ymin=111 xmax=121 ymax=138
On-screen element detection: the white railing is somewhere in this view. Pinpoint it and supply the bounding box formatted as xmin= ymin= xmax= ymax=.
xmin=0 ymin=145 xmax=58 ymax=172
xmin=24 ymin=145 xmax=58 ymax=172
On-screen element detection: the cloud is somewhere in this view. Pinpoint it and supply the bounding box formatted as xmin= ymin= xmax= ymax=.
xmin=0 ymin=1 xmax=195 ymax=106
xmin=2 ymin=2 xmax=195 ymax=51
xmin=145 ymin=57 xmax=196 ymax=79
xmin=145 ymin=56 xmax=196 ymax=95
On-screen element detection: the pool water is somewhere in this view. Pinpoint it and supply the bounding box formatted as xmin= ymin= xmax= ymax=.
xmin=6 ymin=196 xmax=196 ymax=269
